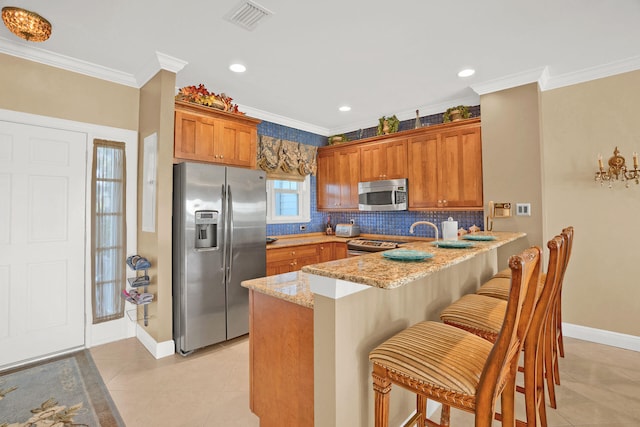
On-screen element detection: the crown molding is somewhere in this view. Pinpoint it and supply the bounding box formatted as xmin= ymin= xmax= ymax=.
xmin=471 ymin=56 xmax=640 ymax=96
xmin=540 ymin=55 xmax=640 ymax=91
xmin=237 ymin=104 xmax=331 ymax=136
xmin=136 ymin=52 xmax=188 ymax=87
xmin=0 ymin=36 xmax=139 ymax=87
xmin=471 ymin=67 xmax=547 ymax=96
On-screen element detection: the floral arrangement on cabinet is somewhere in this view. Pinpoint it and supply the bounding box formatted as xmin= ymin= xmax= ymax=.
xmin=175 ymin=84 xmax=244 ymax=114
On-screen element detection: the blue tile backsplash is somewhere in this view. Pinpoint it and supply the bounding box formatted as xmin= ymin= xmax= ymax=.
xmin=260 ymin=107 xmax=484 ymax=238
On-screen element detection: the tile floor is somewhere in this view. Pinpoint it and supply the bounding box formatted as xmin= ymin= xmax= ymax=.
xmin=91 ymin=336 xmax=640 ymax=427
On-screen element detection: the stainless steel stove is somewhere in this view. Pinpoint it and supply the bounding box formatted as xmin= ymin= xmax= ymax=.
xmin=346 ymin=238 xmax=406 ymax=256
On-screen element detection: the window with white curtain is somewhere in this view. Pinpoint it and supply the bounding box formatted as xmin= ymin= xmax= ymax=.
xmin=91 ymin=140 xmax=126 ymax=323
xmin=266 ymin=176 xmax=311 ymax=223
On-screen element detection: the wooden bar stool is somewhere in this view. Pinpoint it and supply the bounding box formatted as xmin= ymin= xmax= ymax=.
xmin=369 ymin=246 xmax=541 ymax=427
xmin=474 ymin=226 xmax=574 ymax=409
xmin=439 ymin=235 xmax=565 ymax=427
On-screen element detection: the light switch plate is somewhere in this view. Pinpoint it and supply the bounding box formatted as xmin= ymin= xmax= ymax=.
xmin=516 ymin=203 xmax=531 ymax=216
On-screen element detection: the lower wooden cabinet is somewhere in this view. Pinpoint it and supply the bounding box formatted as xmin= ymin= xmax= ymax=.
xmin=249 ymin=290 xmax=313 ymax=426
xmin=266 ymin=242 xmax=348 ymax=276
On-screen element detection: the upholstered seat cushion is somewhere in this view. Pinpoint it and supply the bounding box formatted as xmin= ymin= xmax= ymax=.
xmin=493 ymin=267 xmax=512 ymax=279
xmin=369 ymin=321 xmax=493 ymax=397
xmin=476 ymin=277 xmax=511 ymax=300
xmin=440 ymin=294 xmax=507 ymax=341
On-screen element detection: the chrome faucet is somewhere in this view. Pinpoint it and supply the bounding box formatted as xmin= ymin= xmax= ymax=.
xmin=409 ymin=221 xmax=439 ymax=241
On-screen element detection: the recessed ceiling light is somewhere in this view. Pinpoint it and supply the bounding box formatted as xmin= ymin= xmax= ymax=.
xmin=458 ymin=68 xmax=475 ymax=78
xmin=338 ymin=105 xmax=351 ymax=112
xmin=229 ymin=63 xmax=246 ymax=73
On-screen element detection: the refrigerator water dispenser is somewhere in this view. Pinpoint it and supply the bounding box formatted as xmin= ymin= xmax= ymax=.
xmin=195 ymin=210 xmax=218 ymax=249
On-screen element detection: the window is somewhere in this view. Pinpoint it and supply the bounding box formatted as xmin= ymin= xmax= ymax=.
xmin=266 ymin=176 xmax=311 ymax=224
xmin=91 ymin=140 xmax=126 ymax=323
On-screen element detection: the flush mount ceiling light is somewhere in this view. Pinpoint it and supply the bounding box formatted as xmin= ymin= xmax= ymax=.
xmin=2 ymin=6 xmax=51 ymax=42
xmin=338 ymin=105 xmax=351 ymax=112
xmin=229 ymin=63 xmax=247 ymax=73
xmin=457 ymin=68 xmax=475 ymax=78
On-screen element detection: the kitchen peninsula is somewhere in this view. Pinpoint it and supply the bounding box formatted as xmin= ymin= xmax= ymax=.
xmin=242 ymin=231 xmax=526 ymax=427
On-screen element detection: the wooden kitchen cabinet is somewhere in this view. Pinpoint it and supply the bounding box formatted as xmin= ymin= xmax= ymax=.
xmin=408 ymin=119 xmax=483 ymax=209
xmin=266 ymin=242 xmax=349 ymax=276
xmin=174 ymin=100 xmax=260 ymax=168
xmin=318 ymin=243 xmax=334 ymax=262
xmin=334 ymin=242 xmax=348 ymax=259
xmin=317 ymin=118 xmax=483 ymax=211
xmin=249 ymin=290 xmax=313 ymax=426
xmin=266 ymin=245 xmax=319 ymax=276
xmin=359 ymin=138 xmax=407 ymax=182
xmin=316 ymin=146 xmax=360 ymax=210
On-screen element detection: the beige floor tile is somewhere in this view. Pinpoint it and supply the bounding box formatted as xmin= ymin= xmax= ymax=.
xmin=90 ymin=334 xmax=639 ymax=426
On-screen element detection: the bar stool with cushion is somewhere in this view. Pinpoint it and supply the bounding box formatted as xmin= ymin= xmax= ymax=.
xmin=369 ymin=246 xmax=541 ymax=427
xmin=439 ymin=235 xmax=565 ymax=427
xmin=475 ymin=226 xmax=574 ymax=409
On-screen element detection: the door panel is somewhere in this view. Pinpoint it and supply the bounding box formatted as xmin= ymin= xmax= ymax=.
xmin=226 ymin=167 xmax=266 ymax=339
xmin=0 ymin=120 xmax=86 ymax=368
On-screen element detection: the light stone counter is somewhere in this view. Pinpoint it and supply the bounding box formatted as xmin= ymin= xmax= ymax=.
xmin=241 ymin=271 xmax=313 ymax=308
xmin=245 ymin=232 xmax=525 ymax=308
xmin=302 ymin=231 xmax=525 ymax=290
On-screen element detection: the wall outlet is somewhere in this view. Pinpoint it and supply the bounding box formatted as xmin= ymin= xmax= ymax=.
xmin=299 ymin=225 xmax=307 ymax=231
xmin=516 ymin=203 xmax=531 ymax=216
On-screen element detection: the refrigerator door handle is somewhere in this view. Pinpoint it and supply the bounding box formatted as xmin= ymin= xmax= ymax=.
xmin=221 ymin=184 xmax=228 ymax=277
xmin=227 ymin=184 xmax=234 ymax=283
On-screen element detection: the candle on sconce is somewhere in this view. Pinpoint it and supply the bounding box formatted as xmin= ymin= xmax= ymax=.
xmin=634 ymin=152 xmax=638 ymax=169
xmin=598 ymin=154 xmax=604 ymax=169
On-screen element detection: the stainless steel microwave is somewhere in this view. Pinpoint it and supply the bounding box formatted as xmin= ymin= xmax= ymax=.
xmin=358 ymin=178 xmax=408 ymax=211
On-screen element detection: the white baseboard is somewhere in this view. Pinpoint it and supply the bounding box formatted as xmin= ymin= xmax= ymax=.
xmin=563 ymin=322 xmax=640 ymax=352
xmin=136 ymin=325 xmax=175 ymax=359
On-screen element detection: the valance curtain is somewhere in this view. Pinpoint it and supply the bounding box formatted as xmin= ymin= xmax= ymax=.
xmin=257 ymin=135 xmax=318 ymax=181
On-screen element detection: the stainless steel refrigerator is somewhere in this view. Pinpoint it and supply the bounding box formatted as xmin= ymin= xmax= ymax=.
xmin=173 ymin=162 xmax=266 ymax=355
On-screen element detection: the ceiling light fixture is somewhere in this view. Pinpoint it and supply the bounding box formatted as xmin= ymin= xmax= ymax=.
xmin=229 ymin=63 xmax=247 ymax=73
xmin=338 ymin=106 xmax=351 ymax=112
xmin=1 ymin=6 xmax=51 ymax=42
xmin=458 ymin=68 xmax=475 ymax=78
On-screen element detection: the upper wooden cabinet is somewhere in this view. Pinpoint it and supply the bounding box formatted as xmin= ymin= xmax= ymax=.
xmin=318 ymin=118 xmax=482 ymax=212
xmin=174 ymin=101 xmax=261 ymax=168
xmin=408 ymin=120 xmax=483 ymax=209
xmin=317 ymin=145 xmax=360 ymax=210
xmin=359 ymin=138 xmax=407 ymax=182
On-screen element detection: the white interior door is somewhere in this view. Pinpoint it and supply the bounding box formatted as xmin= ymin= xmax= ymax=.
xmin=0 ymin=120 xmax=87 ymax=368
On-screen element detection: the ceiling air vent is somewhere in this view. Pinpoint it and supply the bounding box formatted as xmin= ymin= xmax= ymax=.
xmin=224 ymin=1 xmax=273 ymax=31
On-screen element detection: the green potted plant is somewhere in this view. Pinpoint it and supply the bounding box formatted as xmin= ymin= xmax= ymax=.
xmin=377 ymin=115 xmax=399 ymax=135
xmin=443 ymin=105 xmax=471 ymax=123
xmin=328 ymin=134 xmax=349 ymax=145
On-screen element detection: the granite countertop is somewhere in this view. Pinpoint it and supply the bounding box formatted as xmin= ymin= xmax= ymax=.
xmin=301 ymin=231 xmax=526 ymax=290
xmin=245 ymin=231 xmax=526 ymax=307
xmin=242 ymin=271 xmax=314 ymax=308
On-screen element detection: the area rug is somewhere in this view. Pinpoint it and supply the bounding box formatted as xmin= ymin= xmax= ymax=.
xmin=0 ymin=350 xmax=124 ymax=427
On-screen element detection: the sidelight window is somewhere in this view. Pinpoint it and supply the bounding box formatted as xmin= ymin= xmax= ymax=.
xmin=91 ymin=140 xmax=126 ymax=323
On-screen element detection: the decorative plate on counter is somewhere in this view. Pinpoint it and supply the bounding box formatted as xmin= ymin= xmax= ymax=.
xmin=382 ymin=249 xmax=434 ymax=261
xmin=266 ymin=237 xmax=278 ymax=244
xmin=462 ymin=234 xmax=497 ymax=241
xmin=431 ymin=240 xmax=474 ymax=249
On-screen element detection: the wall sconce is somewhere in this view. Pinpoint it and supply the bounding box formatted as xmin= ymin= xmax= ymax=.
xmin=595 ymin=147 xmax=639 ymax=188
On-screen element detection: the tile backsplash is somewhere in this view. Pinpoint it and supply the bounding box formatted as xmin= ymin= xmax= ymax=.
xmin=259 ymin=107 xmax=485 ymax=238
